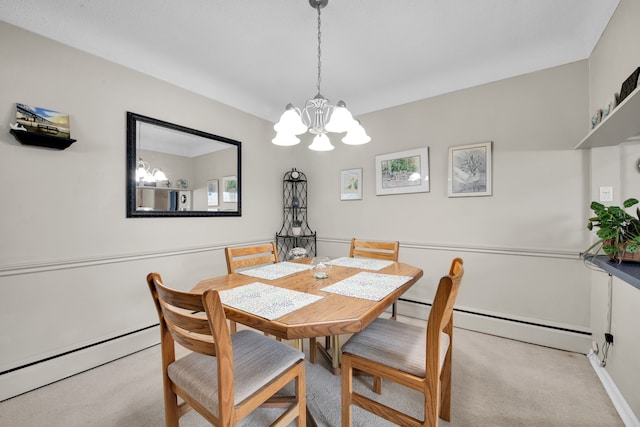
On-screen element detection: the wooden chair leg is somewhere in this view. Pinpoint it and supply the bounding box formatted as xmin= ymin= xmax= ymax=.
xmin=296 ymin=367 xmax=306 ymax=427
xmin=341 ymin=355 xmax=353 ymax=427
xmin=439 ymin=348 xmax=453 ymax=421
xmin=230 ymin=320 xmax=237 ymax=334
xmin=163 ymin=381 xmax=180 ymax=427
xmin=425 ymin=377 xmax=440 ymax=427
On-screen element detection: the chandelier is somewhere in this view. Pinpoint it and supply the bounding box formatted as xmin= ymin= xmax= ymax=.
xmin=272 ymin=0 xmax=370 ymax=151
xmin=136 ymin=158 xmax=168 ymax=184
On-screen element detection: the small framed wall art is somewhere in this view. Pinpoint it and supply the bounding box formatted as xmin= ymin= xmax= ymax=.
xmin=447 ymin=141 xmax=492 ymax=197
xmin=375 ymin=147 xmax=429 ymax=196
xmin=207 ymin=179 xmax=219 ymax=207
xmin=222 ymin=175 xmax=238 ymax=203
xmin=340 ymin=168 xmax=362 ymax=200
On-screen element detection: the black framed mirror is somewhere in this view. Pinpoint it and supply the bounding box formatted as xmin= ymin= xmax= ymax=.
xmin=126 ymin=112 xmax=241 ymax=217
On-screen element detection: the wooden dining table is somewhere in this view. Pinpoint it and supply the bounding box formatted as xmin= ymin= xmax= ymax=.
xmin=191 ymin=257 xmax=423 ymax=369
xmin=190 ymin=257 xmax=422 ymax=427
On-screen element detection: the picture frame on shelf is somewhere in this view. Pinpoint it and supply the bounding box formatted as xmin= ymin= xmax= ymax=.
xmin=375 ymin=147 xmax=429 ymax=196
xmin=340 ymin=168 xmax=363 ymax=200
xmin=207 ymin=179 xmax=219 ymax=207
xmin=222 ymin=175 xmax=238 ymax=203
xmin=448 ymin=141 xmax=492 ymax=197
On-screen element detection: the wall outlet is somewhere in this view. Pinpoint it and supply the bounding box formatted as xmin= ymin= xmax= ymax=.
xmin=599 ymin=186 xmax=613 ymax=202
xmin=605 ymin=333 xmax=614 ymax=344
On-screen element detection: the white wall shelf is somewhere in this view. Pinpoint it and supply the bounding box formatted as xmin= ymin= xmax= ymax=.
xmin=575 ymin=85 xmax=640 ymax=149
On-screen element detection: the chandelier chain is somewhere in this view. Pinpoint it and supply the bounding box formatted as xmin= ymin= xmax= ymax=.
xmin=316 ymin=3 xmax=322 ymax=95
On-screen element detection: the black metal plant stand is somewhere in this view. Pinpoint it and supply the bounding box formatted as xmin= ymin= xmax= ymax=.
xmin=276 ymin=168 xmax=317 ymax=260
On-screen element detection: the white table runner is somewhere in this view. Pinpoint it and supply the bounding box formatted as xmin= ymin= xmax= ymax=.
xmin=321 ymin=271 xmax=412 ymax=301
xmin=238 ymin=261 xmax=312 ymax=280
xmin=219 ymin=282 xmax=322 ymax=320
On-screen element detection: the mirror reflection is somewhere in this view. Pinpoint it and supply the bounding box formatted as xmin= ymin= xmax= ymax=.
xmin=126 ymin=112 xmax=241 ymax=217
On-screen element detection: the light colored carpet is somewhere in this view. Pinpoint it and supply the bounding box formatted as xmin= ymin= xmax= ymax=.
xmin=0 ymin=322 xmax=623 ymax=426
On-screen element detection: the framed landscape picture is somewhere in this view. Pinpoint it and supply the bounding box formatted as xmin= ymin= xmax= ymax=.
xmin=375 ymin=147 xmax=429 ymax=195
xmin=448 ymin=141 xmax=492 ymax=197
xmin=15 ymin=103 xmax=71 ymax=138
xmin=340 ymin=168 xmax=362 ymax=200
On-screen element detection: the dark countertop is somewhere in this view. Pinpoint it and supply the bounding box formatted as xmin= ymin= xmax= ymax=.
xmin=586 ymin=255 xmax=640 ymax=290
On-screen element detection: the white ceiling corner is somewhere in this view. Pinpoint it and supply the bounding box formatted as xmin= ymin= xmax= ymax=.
xmin=0 ymin=0 xmax=620 ymax=124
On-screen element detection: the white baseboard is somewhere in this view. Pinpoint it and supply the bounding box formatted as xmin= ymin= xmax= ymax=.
xmin=398 ymin=300 xmax=591 ymax=354
xmin=588 ymin=352 xmax=640 ymax=427
xmin=0 ymin=326 xmax=159 ymax=402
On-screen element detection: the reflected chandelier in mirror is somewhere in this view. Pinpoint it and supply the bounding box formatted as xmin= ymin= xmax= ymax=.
xmin=126 ymin=112 xmax=241 ymax=217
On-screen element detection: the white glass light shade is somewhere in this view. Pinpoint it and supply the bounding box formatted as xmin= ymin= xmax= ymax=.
xmin=136 ymin=167 xmax=147 ymax=181
xmin=142 ymin=174 xmax=156 ymax=184
xmin=274 ymin=105 xmax=308 ymax=135
xmin=308 ymin=134 xmax=334 ymax=151
xmin=153 ymin=169 xmax=168 ymax=181
xmin=325 ymin=101 xmax=355 ymax=133
xmin=136 ymin=159 xmax=149 ymax=182
xmin=341 ymin=122 xmax=371 ymax=145
xmin=272 ymin=132 xmax=301 ymax=146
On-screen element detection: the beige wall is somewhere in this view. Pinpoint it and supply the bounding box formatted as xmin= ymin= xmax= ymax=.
xmin=0 ymin=21 xmax=289 ymax=399
xmin=288 ymin=60 xmax=593 ymax=353
xmin=1 ymin=3 xmax=638 ymax=416
xmin=587 ymin=0 xmax=640 ymax=419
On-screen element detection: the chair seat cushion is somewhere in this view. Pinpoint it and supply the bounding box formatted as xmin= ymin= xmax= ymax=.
xmin=342 ymin=318 xmax=450 ymax=377
xmin=167 ymin=330 xmax=304 ymax=417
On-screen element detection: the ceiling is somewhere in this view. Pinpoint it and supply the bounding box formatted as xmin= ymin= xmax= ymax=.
xmin=0 ymin=0 xmax=620 ymax=124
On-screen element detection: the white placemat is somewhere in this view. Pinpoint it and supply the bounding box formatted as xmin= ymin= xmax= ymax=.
xmin=327 ymin=257 xmax=395 ymax=271
xmin=238 ymin=261 xmax=312 ymax=280
xmin=321 ymin=271 xmax=412 ymax=301
xmin=219 ymin=282 xmax=322 ymax=320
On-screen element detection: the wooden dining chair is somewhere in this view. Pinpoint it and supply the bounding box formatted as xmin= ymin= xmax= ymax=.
xmin=146 ymin=272 xmax=306 ymax=427
xmin=225 ymin=242 xmax=279 ymax=333
xmin=340 ymin=258 xmax=464 ymax=427
xmin=350 ymin=238 xmax=400 ymax=319
xmin=313 ymin=238 xmax=400 ymax=371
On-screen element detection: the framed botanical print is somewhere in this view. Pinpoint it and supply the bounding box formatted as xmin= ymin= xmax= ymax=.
xmin=340 ymin=168 xmax=362 ymax=200
xmin=448 ymin=141 xmax=492 ymax=197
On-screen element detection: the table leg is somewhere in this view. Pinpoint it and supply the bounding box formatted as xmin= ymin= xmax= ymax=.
xmin=314 ymin=335 xmax=341 ymax=375
xmin=331 ymin=335 xmax=341 ymax=374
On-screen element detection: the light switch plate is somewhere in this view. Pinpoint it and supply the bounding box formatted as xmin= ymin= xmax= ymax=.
xmin=599 ymin=186 xmax=613 ymax=202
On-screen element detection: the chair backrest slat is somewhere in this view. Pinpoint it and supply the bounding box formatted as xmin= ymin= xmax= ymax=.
xmin=349 ymin=238 xmax=399 ymax=261
xmin=225 ymin=242 xmax=279 ymax=273
xmin=147 ymin=273 xmax=217 ymax=357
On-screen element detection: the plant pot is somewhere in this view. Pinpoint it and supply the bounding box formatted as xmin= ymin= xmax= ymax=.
xmin=292 ymin=227 xmax=302 ymax=236
xmin=604 ymin=239 xmax=640 ymax=263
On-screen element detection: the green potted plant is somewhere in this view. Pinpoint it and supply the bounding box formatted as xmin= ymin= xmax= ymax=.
xmin=585 ymin=197 xmax=640 ymax=262
xmin=291 ymin=219 xmax=303 ymax=236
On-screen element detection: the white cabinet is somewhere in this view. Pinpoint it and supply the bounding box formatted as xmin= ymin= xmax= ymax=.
xmin=136 ymin=187 xmax=191 ymax=211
